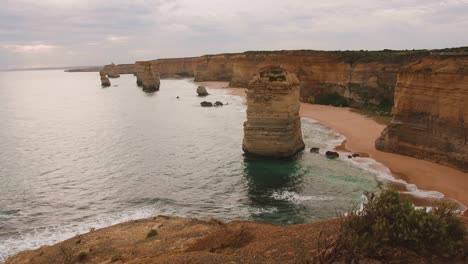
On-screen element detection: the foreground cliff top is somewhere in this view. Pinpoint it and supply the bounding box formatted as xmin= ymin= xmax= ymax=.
xmin=7 ymin=214 xmax=467 ymax=264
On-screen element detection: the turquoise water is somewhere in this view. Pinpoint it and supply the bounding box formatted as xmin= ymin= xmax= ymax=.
xmin=0 ymin=70 xmax=382 ymax=260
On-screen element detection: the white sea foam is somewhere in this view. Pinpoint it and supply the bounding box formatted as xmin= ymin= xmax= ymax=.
xmin=0 ymin=209 xmax=158 ymax=261
xmin=272 ymin=191 xmax=334 ymax=204
xmin=302 ymin=117 xmax=466 ymax=211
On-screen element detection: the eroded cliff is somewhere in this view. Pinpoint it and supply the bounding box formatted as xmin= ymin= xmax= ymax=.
xmin=376 ymin=57 xmax=468 ymax=172
xmin=152 ymin=50 xmax=433 ymax=109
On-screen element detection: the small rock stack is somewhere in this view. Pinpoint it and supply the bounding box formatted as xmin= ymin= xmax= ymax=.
xmin=242 ymin=66 xmax=305 ymax=158
xmin=135 ymin=62 xmax=160 ymax=92
xmin=100 ymin=71 xmax=111 ymax=87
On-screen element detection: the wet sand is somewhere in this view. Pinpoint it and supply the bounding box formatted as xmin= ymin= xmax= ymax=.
xmin=199 ymin=82 xmax=468 ymax=207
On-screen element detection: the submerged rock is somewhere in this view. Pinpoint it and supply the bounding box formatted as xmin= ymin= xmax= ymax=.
xmin=197 ymin=86 xmax=209 ymax=96
xmin=214 ymin=101 xmax=224 ymax=106
xmin=242 ymin=66 xmax=305 ymax=158
xmin=325 ymin=151 xmax=340 ymax=159
xmin=200 ymin=101 xmax=213 ymax=107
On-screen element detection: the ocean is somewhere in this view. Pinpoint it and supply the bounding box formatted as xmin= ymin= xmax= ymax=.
xmin=0 ymin=70 xmax=392 ymax=260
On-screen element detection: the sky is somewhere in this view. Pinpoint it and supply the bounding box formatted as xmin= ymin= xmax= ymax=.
xmin=0 ymin=0 xmax=467 ymax=69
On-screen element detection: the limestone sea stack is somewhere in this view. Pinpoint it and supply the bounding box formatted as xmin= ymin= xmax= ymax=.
xmin=242 ymin=66 xmax=305 ymax=158
xmin=99 ymin=71 xmax=110 ymax=87
xmin=376 ymin=57 xmax=468 ymax=172
xmin=136 ymin=62 xmax=160 ymax=92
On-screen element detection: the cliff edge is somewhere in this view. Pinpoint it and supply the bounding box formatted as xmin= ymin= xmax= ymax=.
xmin=376 ymin=57 xmax=468 ymax=172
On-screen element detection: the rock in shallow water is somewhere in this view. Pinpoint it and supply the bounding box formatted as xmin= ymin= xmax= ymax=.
xmin=197 ymin=86 xmax=209 ymax=96
xmin=310 ymin=147 xmax=320 ymax=153
xmin=200 ymin=101 xmax=213 ymax=107
xmin=325 ymin=151 xmax=340 ymax=159
xmin=99 ymin=71 xmax=110 ymax=87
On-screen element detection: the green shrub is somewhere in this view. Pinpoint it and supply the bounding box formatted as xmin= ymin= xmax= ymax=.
xmin=147 ymin=229 xmax=158 ymax=238
xmin=175 ymin=71 xmax=193 ymax=77
xmin=315 ymin=92 xmax=349 ymax=107
xmin=77 ymin=251 xmax=88 ymax=262
xmin=337 ymin=190 xmax=465 ymax=260
xmin=111 ymin=252 xmax=123 ymax=262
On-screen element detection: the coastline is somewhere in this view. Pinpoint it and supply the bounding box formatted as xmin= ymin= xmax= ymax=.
xmin=199 ymin=81 xmax=468 ymax=207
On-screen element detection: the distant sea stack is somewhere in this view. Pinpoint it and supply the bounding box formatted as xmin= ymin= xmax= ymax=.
xmin=242 ymin=66 xmax=305 ymax=158
xmin=136 ymin=62 xmax=160 ymax=92
xmin=376 ymin=56 xmax=468 ymax=172
xmin=99 ymin=71 xmax=111 ymax=87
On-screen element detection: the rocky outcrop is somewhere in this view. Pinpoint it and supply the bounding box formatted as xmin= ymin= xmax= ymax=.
xmin=243 ymin=66 xmax=305 ymax=158
xmin=196 ymin=86 xmax=209 ymax=96
xmin=376 ymin=57 xmax=468 ymax=172
xmin=135 ymin=62 xmax=160 ymax=92
xmin=99 ymin=71 xmax=110 ymax=87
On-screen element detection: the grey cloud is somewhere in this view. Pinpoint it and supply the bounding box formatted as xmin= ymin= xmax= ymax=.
xmin=0 ymin=0 xmax=467 ymax=69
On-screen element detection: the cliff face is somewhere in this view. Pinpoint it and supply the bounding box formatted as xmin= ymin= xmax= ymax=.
xmin=102 ymin=63 xmax=136 ymax=75
xmin=376 ymin=57 xmax=468 ymax=172
xmin=153 ymin=52 xmax=407 ymax=108
xmin=243 ymin=66 xmax=304 ymax=158
xmin=152 ymin=57 xmax=201 ymax=78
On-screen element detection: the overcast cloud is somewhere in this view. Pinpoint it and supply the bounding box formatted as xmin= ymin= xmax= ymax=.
xmin=0 ymin=0 xmax=467 ymax=69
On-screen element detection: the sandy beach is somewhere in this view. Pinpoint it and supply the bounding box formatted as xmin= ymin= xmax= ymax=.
xmin=199 ymin=81 xmax=468 ymax=207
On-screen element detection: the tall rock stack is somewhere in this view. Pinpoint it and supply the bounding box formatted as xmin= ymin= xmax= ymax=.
xmin=99 ymin=71 xmax=111 ymax=87
xmin=136 ymin=62 xmax=160 ymax=92
xmin=242 ymin=66 xmax=305 ymax=158
xmin=376 ymin=57 xmax=468 ymax=172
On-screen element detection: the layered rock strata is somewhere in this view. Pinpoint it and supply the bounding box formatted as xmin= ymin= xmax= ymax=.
xmin=135 ymin=62 xmax=160 ymax=92
xmin=102 ymin=63 xmax=136 ymax=75
xmin=150 ymin=51 xmax=429 ymax=108
xmin=243 ymin=66 xmax=305 ymax=158
xmin=376 ymin=57 xmax=468 ymax=172
xmin=99 ymin=71 xmax=110 ymax=87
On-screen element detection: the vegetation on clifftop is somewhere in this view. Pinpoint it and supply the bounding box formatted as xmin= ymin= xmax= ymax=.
xmin=204 ymin=46 xmax=468 ymax=64
xmin=316 ymin=190 xmax=466 ymax=263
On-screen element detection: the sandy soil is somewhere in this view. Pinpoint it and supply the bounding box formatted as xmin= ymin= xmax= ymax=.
xmin=199 ymin=82 xmax=468 ymax=207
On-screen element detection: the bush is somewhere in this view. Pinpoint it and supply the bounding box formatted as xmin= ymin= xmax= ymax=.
xmin=111 ymin=252 xmax=123 ymax=262
xmin=147 ymin=229 xmax=158 ymax=238
xmin=77 ymin=251 xmax=88 ymax=262
xmin=175 ymin=71 xmax=193 ymax=77
xmin=333 ymin=190 xmax=465 ymax=261
xmin=315 ymin=93 xmax=349 ymax=107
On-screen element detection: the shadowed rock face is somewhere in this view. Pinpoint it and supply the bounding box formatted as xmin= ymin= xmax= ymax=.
xmin=99 ymin=71 xmax=110 ymax=87
xmin=376 ymin=57 xmax=468 ymax=172
xmin=243 ymin=66 xmax=305 ymax=158
xmin=135 ymin=62 xmax=160 ymax=92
